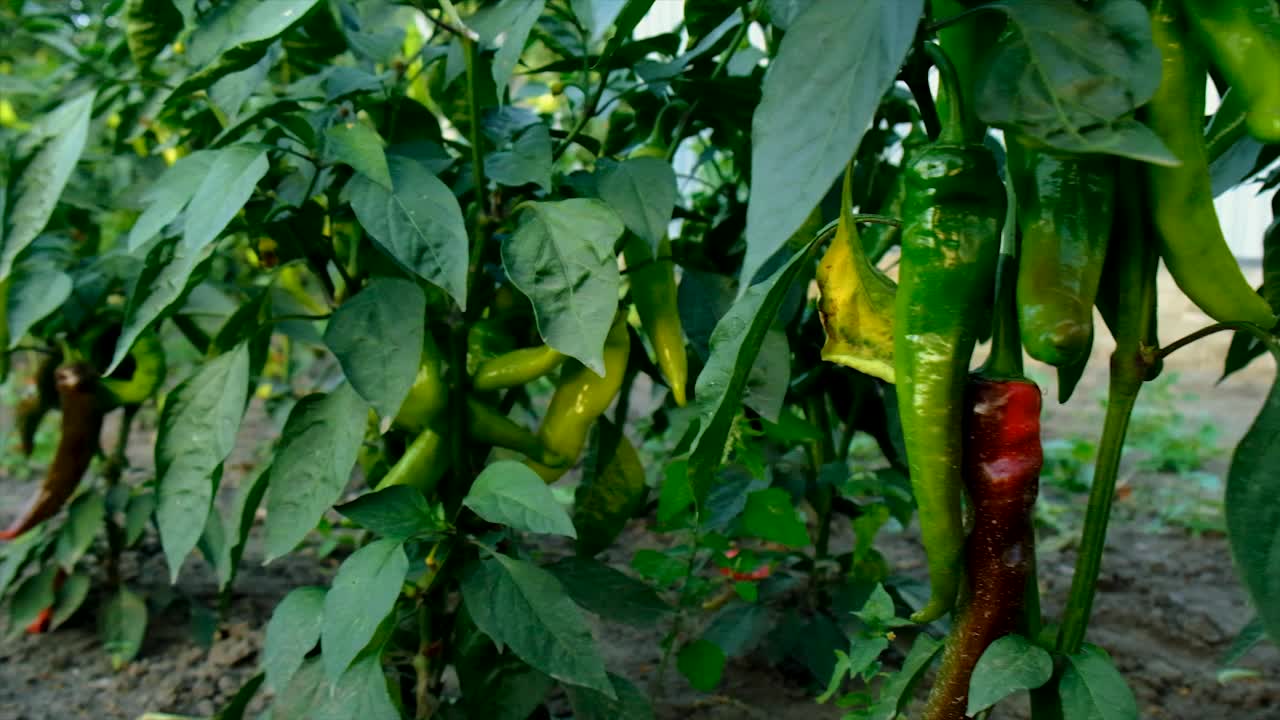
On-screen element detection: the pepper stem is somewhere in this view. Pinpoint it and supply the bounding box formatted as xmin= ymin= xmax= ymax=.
xmin=981 ymin=249 xmax=1024 ymax=379
xmin=921 ymin=42 xmax=972 ymax=145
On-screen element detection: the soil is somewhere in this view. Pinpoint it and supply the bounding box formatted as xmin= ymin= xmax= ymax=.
xmin=0 ymin=267 xmax=1277 ymax=720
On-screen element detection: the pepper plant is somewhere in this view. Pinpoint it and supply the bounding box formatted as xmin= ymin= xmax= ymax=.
xmin=1 ymin=1 xmax=1279 ymax=719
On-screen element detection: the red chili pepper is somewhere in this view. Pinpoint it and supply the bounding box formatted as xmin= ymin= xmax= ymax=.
xmin=718 ymin=548 xmax=772 ymax=582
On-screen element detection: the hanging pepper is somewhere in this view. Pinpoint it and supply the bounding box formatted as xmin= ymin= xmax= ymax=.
xmin=467 ymin=397 xmax=566 ymax=467
xmin=1146 ymin=0 xmax=1277 ymax=329
xmin=471 ymin=344 xmax=566 ymax=392
xmin=1182 ymin=0 xmax=1280 ymax=143
xmin=622 ymin=234 xmax=687 ymax=406
xmin=101 ymin=331 xmax=166 ymax=406
xmin=1 ymin=363 xmax=104 ymax=540
xmin=923 ymin=251 xmax=1042 ymax=720
xmin=528 ymin=313 xmax=630 ymax=483
xmin=394 ymin=331 xmax=448 ymax=434
xmin=1007 ymin=140 xmax=1114 ymax=369
xmin=894 ymin=42 xmax=1004 ymax=623
xmin=16 ymin=353 xmax=60 ymax=456
xmin=376 ymin=427 xmax=448 ymax=495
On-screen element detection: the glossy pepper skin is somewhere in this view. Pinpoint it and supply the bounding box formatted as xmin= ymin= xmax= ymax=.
xmin=1146 ymin=0 xmax=1278 ymax=329
xmin=472 ymin=344 xmax=565 ymax=392
xmin=1 ymin=363 xmax=104 ymax=540
xmin=528 ymin=313 xmax=630 ymax=483
xmin=1007 ymin=141 xmax=1113 ymax=367
xmin=895 ymin=43 xmax=1003 ymax=623
xmin=1182 ymin=0 xmax=1280 ymax=142
xmin=923 ymin=376 xmax=1043 ymax=720
xmin=623 ymin=142 xmax=689 ymax=407
xmin=376 ymin=427 xmax=448 ymax=494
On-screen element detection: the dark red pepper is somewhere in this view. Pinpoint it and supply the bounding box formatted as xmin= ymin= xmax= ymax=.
xmin=923 ymin=252 xmax=1044 ymax=720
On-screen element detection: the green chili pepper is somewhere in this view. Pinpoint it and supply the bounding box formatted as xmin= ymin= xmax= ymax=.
xmin=375 ymin=427 xmax=448 ymax=494
xmin=472 ymin=344 xmax=566 ymax=392
xmin=467 ymin=397 xmax=565 ymax=467
xmin=622 ymin=234 xmax=687 ymax=406
xmin=1007 ymin=140 xmax=1114 ymax=368
xmin=101 ymin=331 xmax=166 ymax=406
xmin=894 ymin=43 xmax=1004 ymax=624
xmin=1146 ymin=0 xmax=1277 ymax=329
xmin=394 ymin=331 xmax=447 ymax=434
xmin=528 ymin=313 xmax=630 ymax=483
xmin=1182 ymin=0 xmax=1280 ymax=143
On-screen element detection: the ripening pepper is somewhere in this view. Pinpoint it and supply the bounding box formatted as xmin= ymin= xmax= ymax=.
xmin=1 ymin=363 xmax=104 ymax=540
xmin=528 ymin=313 xmax=630 ymax=483
xmin=1007 ymin=140 xmax=1113 ymax=368
xmin=922 ymin=251 xmax=1043 ymax=720
xmin=1182 ymin=0 xmax=1280 ymax=143
xmin=894 ymin=42 xmax=1003 ymax=623
xmin=1146 ymin=0 xmax=1277 ymax=329
xmin=466 ymin=397 xmax=566 ymax=467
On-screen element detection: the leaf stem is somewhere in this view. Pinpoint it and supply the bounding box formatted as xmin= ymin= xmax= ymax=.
xmin=1157 ymin=321 xmax=1280 ymax=361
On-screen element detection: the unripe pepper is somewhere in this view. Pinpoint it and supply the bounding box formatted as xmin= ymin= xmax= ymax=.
xmin=394 ymin=331 xmax=447 ymax=434
xmin=467 ymin=397 xmax=566 ymax=467
xmin=1146 ymin=0 xmax=1277 ymax=329
xmin=894 ymin=43 xmax=1004 ymax=623
xmin=923 ymin=254 xmax=1043 ymax=720
xmin=622 ymin=137 xmax=689 ymax=407
xmin=1 ymin=363 xmax=104 ymax=540
xmin=101 ymin=331 xmax=166 ymax=406
xmin=1007 ymin=140 xmax=1113 ymax=367
xmin=1182 ymin=0 xmax=1280 ymax=143
xmin=376 ymin=427 xmax=448 ymax=494
xmin=472 ymin=344 xmax=565 ymax=392
xmin=528 ymin=313 xmax=630 ymax=483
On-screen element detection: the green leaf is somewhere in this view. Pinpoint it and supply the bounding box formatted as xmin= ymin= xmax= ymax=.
xmin=501 ymin=199 xmax=624 ymax=375
xmin=687 ymin=236 xmax=822 ymax=504
xmin=179 ymin=145 xmax=270 ymax=253
xmin=565 ymin=672 xmax=654 ymax=720
xmin=743 ymin=0 xmax=920 ymax=285
xmin=323 ymin=277 xmax=425 ymax=423
xmin=6 ymin=263 xmax=71 ymax=347
xmin=54 ymin=491 xmax=106 ymax=570
xmin=702 ymin=604 xmax=774 ymax=658
xmin=676 ymin=639 xmax=725 ymax=691
xmin=1226 ymin=360 xmax=1280 ymax=645
xmin=1 ymin=92 xmax=95 ymax=281
xmin=966 ymin=635 xmax=1054 ymax=715
xmin=109 ymin=237 xmax=212 ymax=374
xmin=738 ymin=488 xmax=810 ymax=547
xmin=600 ymin=0 xmax=657 ymax=65
xmin=100 ymin=586 xmax=148 ymax=670
xmin=349 ymin=154 xmax=469 ymax=309
xmin=487 ymin=123 xmax=553 ymax=192
xmin=50 ymin=573 xmax=91 ymax=630
xmin=317 ymin=653 xmax=400 ymax=720
xmin=156 ymin=344 xmax=251 ymax=581
xmin=214 ymin=672 xmax=264 ymax=720
xmin=574 ymin=418 xmax=648 ymax=557
xmin=470 ymin=0 xmax=547 ymax=94
xmin=743 ymin=328 xmax=790 ymax=422
xmin=7 ymin=564 xmax=57 ymax=637
xmin=175 ymin=0 xmax=321 ymax=96
xmin=977 ymin=0 xmax=1162 ymax=151
xmin=264 ymin=586 xmax=326 ymax=692
xmin=1059 ymin=645 xmax=1139 ymax=720
xmin=1035 ymin=118 xmax=1178 ymax=167
xmin=127 ymin=151 xmax=217 ymax=252
xmin=766 ymin=0 xmax=816 ymax=30
xmin=335 ymin=486 xmax=441 ymax=540
xmin=124 ymin=492 xmax=156 ymax=548
xmin=1219 ymin=616 xmax=1266 ymax=668
xmin=272 ymin=658 xmax=327 ymax=719
xmin=569 ymin=0 xmax=630 ymax=44
xmin=0 ymin=531 xmax=41 ymax=598
xmin=463 ymin=460 xmax=577 ymax=538
xmin=125 ymin=0 xmax=183 ymax=68
xmin=264 ymin=382 xmax=369 ymax=561
xmin=460 ymin=553 xmax=615 ymax=696
xmin=598 ymin=157 xmax=677 ymax=253
xmin=214 ymin=465 xmax=270 ymax=592
xmin=867 ymin=633 xmax=941 ymax=720
xmin=545 ymin=556 xmax=671 ymax=627
xmin=326 ymin=121 xmax=392 ymax=190
xmin=322 ymin=538 xmax=407 ymax=680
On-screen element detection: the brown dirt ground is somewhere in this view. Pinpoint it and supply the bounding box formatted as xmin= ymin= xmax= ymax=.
xmin=0 ymin=267 xmax=1277 ymax=720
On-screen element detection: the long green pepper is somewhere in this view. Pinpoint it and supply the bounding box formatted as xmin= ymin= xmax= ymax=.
xmin=895 ymin=43 xmax=1004 ymax=623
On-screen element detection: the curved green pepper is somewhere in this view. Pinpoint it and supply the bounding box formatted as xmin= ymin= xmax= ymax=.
xmin=467 ymin=397 xmax=565 ymax=467
xmin=1146 ymin=0 xmax=1277 ymax=329
xmin=1007 ymin=140 xmax=1114 ymax=367
xmin=394 ymin=331 xmax=447 ymax=434
xmin=622 ymin=234 xmax=687 ymax=406
xmin=102 ymin=331 xmax=166 ymax=406
xmin=1182 ymin=0 xmax=1280 ymax=143
xmin=528 ymin=313 xmax=630 ymax=483
xmin=894 ymin=43 xmax=1003 ymax=623
xmin=376 ymin=427 xmax=448 ymax=494
xmin=472 ymin=344 xmax=566 ymax=392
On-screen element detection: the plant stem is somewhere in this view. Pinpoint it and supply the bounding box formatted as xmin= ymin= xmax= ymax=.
xmin=104 ymin=404 xmax=140 ymax=591
xmin=805 ymin=397 xmax=837 ymax=561
xmin=1056 ymin=368 xmax=1142 ymax=655
xmin=463 ymin=35 xmax=488 ymax=306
